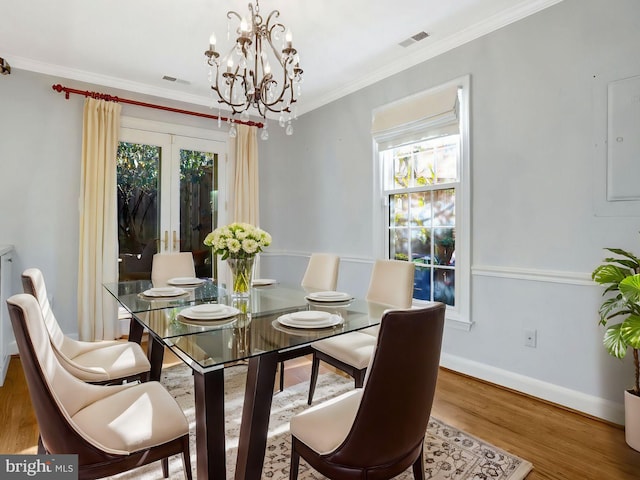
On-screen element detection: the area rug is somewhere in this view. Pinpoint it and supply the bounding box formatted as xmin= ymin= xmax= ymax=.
xmin=112 ymin=364 xmax=533 ymax=480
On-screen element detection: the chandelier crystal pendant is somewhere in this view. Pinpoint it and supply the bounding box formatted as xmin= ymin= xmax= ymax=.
xmin=205 ymin=0 xmax=303 ymax=137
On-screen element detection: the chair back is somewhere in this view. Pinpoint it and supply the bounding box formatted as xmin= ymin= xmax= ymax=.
xmin=21 ymin=268 xmax=66 ymax=350
xmin=151 ymin=252 xmax=196 ymax=286
xmin=327 ymin=303 xmax=445 ymax=471
xmin=22 ymin=268 xmax=108 ymax=381
xmin=301 ymin=253 xmax=340 ymax=292
xmin=7 ymin=294 xmax=112 ymax=461
xmin=365 ymin=259 xmax=415 ymax=308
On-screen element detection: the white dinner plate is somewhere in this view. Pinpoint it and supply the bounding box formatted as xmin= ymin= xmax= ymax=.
xmin=141 ymin=287 xmax=187 ymax=297
xmin=271 ymin=319 xmax=330 ymax=336
xmin=179 ymin=305 xmax=239 ymax=320
xmin=179 ymin=316 xmax=237 ymax=327
xmin=305 ymin=291 xmax=353 ymax=303
xmin=276 ymin=313 xmax=343 ymax=329
xmin=167 ymin=277 xmax=206 ymax=286
xmin=252 ymin=278 xmax=277 ymax=286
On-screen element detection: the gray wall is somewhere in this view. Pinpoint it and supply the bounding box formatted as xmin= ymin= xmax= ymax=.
xmin=259 ymin=0 xmax=640 ymax=423
xmin=1 ymin=0 xmax=639 ymax=423
xmin=0 ymin=72 xmax=223 ymax=337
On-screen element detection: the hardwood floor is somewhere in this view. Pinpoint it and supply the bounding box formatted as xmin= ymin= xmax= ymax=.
xmin=2 ymin=353 xmax=640 ymax=479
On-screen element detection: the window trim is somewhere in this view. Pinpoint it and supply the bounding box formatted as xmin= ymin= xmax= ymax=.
xmin=372 ymin=75 xmax=472 ymax=329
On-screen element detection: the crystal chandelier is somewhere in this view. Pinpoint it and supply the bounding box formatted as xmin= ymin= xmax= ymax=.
xmin=205 ymin=0 xmax=303 ymax=138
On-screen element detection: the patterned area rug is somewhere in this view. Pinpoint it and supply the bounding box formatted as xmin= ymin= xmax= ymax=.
xmin=112 ymin=364 xmax=533 ymax=479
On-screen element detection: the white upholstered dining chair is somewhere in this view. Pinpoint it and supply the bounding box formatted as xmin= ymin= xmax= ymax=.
xmin=307 ymin=259 xmax=415 ymax=404
xmin=151 ymin=252 xmax=196 ymax=287
xmin=280 ymin=253 xmax=341 ymax=391
xmin=301 ymin=253 xmax=340 ymax=293
xmin=21 ymin=268 xmax=150 ymax=384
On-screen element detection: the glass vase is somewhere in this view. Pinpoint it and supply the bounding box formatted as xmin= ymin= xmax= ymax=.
xmin=227 ymin=257 xmax=255 ymax=299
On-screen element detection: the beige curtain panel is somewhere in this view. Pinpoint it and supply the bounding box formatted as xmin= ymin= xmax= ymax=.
xmin=231 ymin=124 xmax=259 ymax=225
xmin=78 ymin=98 xmax=121 ymax=341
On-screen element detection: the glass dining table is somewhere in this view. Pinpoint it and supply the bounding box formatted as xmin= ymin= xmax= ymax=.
xmin=103 ymin=278 xmax=379 ymax=480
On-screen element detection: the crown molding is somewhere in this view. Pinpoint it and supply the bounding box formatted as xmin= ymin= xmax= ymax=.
xmin=297 ymin=0 xmax=564 ymax=115
xmin=12 ymin=55 xmax=214 ymax=108
xmin=12 ymin=0 xmax=563 ymax=116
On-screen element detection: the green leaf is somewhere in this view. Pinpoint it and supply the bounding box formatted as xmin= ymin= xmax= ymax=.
xmin=592 ymin=264 xmax=631 ymax=285
xmin=598 ymin=296 xmax=624 ymax=324
xmin=603 ymin=324 xmax=628 ymax=359
xmin=603 ymin=257 xmax=640 ymax=270
xmin=605 ymin=248 xmax=640 ymax=264
xmin=620 ymin=315 xmax=640 ymax=350
xmin=620 ymin=274 xmax=640 ymax=304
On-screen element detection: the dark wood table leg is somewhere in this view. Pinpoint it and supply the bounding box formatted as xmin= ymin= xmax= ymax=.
xmin=194 ymin=368 xmax=227 ymax=480
xmin=147 ymin=335 xmax=165 ymax=382
xmin=234 ymin=352 xmax=279 ymax=480
xmin=128 ymin=316 xmax=144 ymax=343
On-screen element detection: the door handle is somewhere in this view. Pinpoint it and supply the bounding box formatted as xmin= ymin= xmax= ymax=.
xmin=164 ymin=230 xmax=169 ymax=252
xmin=173 ymin=231 xmax=178 ymax=251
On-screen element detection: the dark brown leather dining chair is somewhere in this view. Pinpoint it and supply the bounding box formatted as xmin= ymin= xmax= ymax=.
xmin=7 ymin=293 xmax=192 ymax=480
xmin=289 ymin=303 xmax=445 ymax=480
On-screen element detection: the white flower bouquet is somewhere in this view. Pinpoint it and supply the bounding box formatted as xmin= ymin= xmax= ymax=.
xmin=204 ymin=222 xmax=272 ymax=260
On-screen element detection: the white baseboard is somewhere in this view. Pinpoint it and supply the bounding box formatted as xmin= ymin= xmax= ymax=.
xmin=440 ymin=352 xmax=625 ymax=425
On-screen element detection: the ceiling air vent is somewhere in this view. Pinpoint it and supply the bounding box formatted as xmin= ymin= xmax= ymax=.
xmin=399 ymin=31 xmax=430 ymax=48
xmin=162 ymin=75 xmax=190 ymax=85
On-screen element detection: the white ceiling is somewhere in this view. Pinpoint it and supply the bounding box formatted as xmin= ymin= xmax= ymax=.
xmin=1 ymin=0 xmax=562 ymax=116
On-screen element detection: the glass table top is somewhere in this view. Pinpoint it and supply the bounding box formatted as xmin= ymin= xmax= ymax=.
xmin=106 ymin=279 xmax=381 ymax=373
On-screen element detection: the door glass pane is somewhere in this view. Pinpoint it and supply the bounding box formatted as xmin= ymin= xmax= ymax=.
xmin=117 ymin=142 xmax=160 ymax=281
xmin=179 ymin=149 xmax=217 ymax=280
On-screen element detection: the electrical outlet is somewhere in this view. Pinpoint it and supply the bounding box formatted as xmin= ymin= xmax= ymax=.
xmin=524 ymin=329 xmax=537 ymax=348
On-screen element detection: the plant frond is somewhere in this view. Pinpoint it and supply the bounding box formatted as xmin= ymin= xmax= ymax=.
xmin=603 ymin=324 xmax=628 ymax=359
xmin=592 ymin=264 xmax=631 ymax=285
xmin=603 ymin=257 xmax=640 ymax=270
xmin=621 ymin=315 xmax=640 ymax=350
xmin=620 ymin=274 xmax=640 ymax=304
xmin=604 ymin=248 xmax=640 ymax=265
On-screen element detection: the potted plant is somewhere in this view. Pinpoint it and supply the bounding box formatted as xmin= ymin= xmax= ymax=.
xmin=592 ymin=246 xmax=640 ymax=450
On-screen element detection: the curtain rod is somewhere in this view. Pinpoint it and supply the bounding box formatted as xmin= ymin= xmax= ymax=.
xmin=51 ymin=84 xmax=264 ymax=128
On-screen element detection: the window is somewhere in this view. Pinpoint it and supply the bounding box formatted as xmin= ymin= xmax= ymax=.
xmin=373 ymin=76 xmax=470 ymax=326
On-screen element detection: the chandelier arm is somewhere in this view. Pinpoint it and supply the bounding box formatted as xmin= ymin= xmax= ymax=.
xmin=264 ymin=10 xmax=281 ymax=30
xmin=265 ymin=24 xmax=286 ymax=67
xmin=205 ymin=1 xmax=302 ymax=129
xmin=227 ymin=11 xmax=242 ymax=23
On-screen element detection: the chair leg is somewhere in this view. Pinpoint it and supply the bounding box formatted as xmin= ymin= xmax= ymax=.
xmin=354 ymin=368 xmax=366 ymax=388
xmin=181 ymin=435 xmax=193 ymax=480
xmin=161 ymin=457 xmax=169 ymax=478
xmin=307 ymin=353 xmax=320 ymax=405
xmin=279 ymin=361 xmax=285 ymax=392
xmin=289 ymin=438 xmax=300 ymax=480
xmin=412 ymin=445 xmax=425 ymax=480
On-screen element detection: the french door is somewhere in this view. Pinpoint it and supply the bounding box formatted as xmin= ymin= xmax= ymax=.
xmin=117 ymin=126 xmax=227 ymax=282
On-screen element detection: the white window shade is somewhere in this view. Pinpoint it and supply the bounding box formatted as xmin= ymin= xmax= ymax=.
xmin=372 ymin=85 xmax=460 ymax=151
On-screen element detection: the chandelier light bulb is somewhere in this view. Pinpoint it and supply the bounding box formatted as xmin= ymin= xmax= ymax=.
xmin=264 ymin=63 xmax=271 ymax=75
xmin=240 ymin=18 xmax=249 ymax=34
xmin=209 ymin=33 xmax=216 ymax=50
xmin=285 ymin=29 xmax=293 ymax=47
xmin=226 ymin=58 xmax=233 ymax=73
